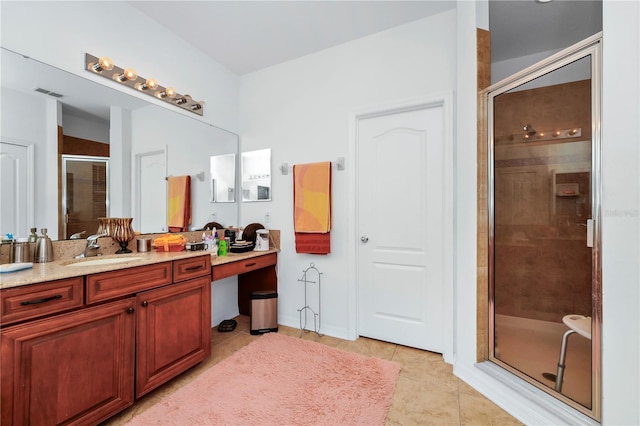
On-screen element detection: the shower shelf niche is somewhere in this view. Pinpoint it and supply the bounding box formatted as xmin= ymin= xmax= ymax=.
xmin=555 ymin=183 xmax=580 ymax=197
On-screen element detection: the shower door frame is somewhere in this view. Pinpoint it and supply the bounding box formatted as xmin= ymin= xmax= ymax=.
xmin=486 ymin=33 xmax=602 ymax=421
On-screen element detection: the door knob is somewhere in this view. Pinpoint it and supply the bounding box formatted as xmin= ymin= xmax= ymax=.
xmin=360 ymin=236 xmax=369 ymax=243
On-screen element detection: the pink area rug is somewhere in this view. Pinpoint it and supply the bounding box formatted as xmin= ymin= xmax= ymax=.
xmin=126 ymin=332 xmax=400 ymax=425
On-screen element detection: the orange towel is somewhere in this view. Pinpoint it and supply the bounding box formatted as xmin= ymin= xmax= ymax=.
xmin=167 ymin=176 xmax=191 ymax=232
xmin=293 ymin=162 xmax=331 ymax=254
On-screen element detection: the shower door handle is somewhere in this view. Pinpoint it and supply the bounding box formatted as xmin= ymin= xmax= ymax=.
xmin=586 ymin=219 xmax=594 ymax=248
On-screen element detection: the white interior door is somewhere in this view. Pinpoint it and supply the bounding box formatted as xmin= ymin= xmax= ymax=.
xmin=1 ymin=142 xmax=33 ymax=238
xmin=357 ymin=103 xmax=446 ymax=352
xmin=136 ymin=150 xmax=167 ymax=233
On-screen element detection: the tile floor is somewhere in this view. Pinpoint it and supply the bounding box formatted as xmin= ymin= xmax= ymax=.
xmin=105 ymin=316 xmax=522 ymax=425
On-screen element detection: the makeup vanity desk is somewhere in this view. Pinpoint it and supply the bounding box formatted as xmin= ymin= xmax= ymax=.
xmin=210 ymin=249 xmax=278 ymax=316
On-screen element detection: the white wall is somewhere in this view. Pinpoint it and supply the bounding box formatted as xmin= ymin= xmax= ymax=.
xmin=0 ymin=86 xmax=56 ymax=235
xmin=238 ymin=11 xmax=457 ymax=338
xmin=61 ymin=110 xmax=110 ymax=143
xmin=600 ymin=1 xmax=639 ymax=424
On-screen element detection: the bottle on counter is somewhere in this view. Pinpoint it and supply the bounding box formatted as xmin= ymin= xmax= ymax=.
xmin=218 ymin=238 xmax=227 ymax=256
xmin=28 ymin=227 xmax=38 ymax=243
xmin=206 ymin=228 xmax=218 ymax=254
xmin=34 ymin=228 xmax=54 ymax=263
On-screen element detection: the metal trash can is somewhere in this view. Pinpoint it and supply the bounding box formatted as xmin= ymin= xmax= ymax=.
xmin=250 ymin=290 xmax=278 ymax=335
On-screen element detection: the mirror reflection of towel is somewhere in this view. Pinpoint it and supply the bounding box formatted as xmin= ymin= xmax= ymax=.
xmin=167 ymin=176 xmax=191 ymax=232
xmin=293 ymin=162 xmax=331 ymax=254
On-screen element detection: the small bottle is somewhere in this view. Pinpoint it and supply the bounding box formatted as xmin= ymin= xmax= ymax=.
xmin=28 ymin=227 xmax=38 ymax=243
xmin=210 ymin=238 xmax=218 ymax=254
xmin=218 ymin=238 xmax=227 ymax=256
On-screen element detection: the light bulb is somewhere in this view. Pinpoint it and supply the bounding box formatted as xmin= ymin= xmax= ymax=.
xmin=136 ymin=78 xmax=158 ymax=91
xmin=157 ymin=86 xmax=176 ymax=99
xmin=91 ymin=56 xmax=114 ymax=72
xmin=115 ymin=68 xmax=137 ymax=82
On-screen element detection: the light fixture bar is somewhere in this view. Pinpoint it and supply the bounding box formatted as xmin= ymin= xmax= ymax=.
xmin=85 ymin=53 xmax=204 ymax=116
xmin=523 ymin=127 xmax=582 ymax=142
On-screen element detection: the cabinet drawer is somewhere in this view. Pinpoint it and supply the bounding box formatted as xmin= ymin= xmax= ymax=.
xmin=173 ymin=255 xmax=211 ymax=283
xmin=87 ymin=262 xmax=172 ymax=304
xmin=212 ymin=253 xmax=277 ymax=281
xmin=1 ymin=278 xmax=84 ymax=326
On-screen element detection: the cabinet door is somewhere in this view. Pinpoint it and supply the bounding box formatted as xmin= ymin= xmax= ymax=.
xmin=1 ymin=298 xmax=135 ymax=426
xmin=135 ymin=276 xmax=211 ymax=398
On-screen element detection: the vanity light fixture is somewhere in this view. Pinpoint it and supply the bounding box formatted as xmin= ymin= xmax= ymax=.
xmin=521 ymin=126 xmax=582 ymax=142
xmin=85 ymin=53 xmax=205 ymax=116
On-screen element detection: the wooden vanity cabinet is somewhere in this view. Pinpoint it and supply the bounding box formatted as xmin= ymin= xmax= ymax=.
xmin=1 ymin=298 xmax=136 ymax=426
xmin=135 ymin=258 xmax=211 ymax=397
xmin=1 ymin=254 xmax=212 ymax=425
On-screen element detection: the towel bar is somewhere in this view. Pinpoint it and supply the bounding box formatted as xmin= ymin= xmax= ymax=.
xmin=280 ymin=157 xmax=345 ymax=175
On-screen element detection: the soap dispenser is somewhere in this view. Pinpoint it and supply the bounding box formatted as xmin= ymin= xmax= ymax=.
xmin=34 ymin=228 xmax=54 ymax=263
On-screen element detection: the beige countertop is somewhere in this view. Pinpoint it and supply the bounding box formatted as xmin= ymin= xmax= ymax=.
xmin=0 ymin=249 xmax=278 ymax=290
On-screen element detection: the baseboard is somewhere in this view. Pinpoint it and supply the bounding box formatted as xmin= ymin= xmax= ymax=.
xmin=278 ymin=314 xmax=353 ymax=341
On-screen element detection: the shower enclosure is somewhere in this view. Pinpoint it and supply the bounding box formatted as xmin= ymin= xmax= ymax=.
xmin=486 ymin=35 xmax=601 ymax=420
xmin=61 ymin=155 xmax=110 ymax=240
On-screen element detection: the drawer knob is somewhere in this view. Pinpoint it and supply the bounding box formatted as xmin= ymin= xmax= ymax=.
xmin=141 ymin=301 xmax=149 ymax=307
xmin=20 ymin=294 xmax=63 ymax=306
xmin=126 ymin=307 xmax=135 ymax=314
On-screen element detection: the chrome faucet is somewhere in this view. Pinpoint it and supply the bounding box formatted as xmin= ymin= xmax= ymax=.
xmin=69 ymin=230 xmax=86 ymax=239
xmin=74 ymin=232 xmax=108 ymax=258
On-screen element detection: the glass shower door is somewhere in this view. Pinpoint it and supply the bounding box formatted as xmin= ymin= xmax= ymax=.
xmin=488 ymin=39 xmax=601 ymax=420
xmin=62 ymin=155 xmax=109 ymax=239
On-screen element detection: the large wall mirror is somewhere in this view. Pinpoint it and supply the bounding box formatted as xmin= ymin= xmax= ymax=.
xmin=1 ymin=47 xmax=239 ymax=240
xmin=241 ymin=148 xmax=271 ymax=202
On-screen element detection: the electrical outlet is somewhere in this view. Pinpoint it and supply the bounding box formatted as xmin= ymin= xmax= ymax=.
xmin=265 ymin=212 xmax=271 ymax=223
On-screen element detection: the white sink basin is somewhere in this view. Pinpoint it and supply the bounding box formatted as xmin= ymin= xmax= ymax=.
xmin=65 ymin=256 xmax=141 ymax=267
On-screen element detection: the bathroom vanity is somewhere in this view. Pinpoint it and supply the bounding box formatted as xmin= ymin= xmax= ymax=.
xmin=0 ymin=248 xmax=277 ymax=425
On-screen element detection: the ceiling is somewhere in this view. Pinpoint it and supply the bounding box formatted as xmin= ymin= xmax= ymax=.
xmin=489 ymin=0 xmax=602 ymax=63
xmin=129 ymin=0 xmax=602 ymax=76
